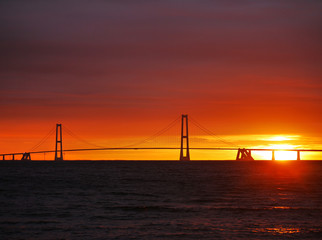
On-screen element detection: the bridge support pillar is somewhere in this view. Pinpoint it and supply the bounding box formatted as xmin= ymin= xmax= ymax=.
xmin=2 ymin=155 xmax=4 ymax=161
xmin=180 ymin=114 xmax=190 ymax=161
xmin=12 ymin=154 xmax=15 ymax=161
xmin=272 ymin=150 xmax=275 ymax=161
xmin=297 ymin=150 xmax=300 ymax=161
xmin=21 ymin=152 xmax=31 ymax=161
xmin=55 ymin=123 xmax=63 ymax=161
xmin=236 ymin=148 xmax=254 ymax=161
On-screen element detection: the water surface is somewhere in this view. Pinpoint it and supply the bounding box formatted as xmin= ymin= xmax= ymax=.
xmin=0 ymin=161 xmax=321 ymax=239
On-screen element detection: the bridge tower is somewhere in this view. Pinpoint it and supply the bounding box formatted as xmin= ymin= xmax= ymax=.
xmin=236 ymin=148 xmax=254 ymax=161
xmin=55 ymin=123 xmax=63 ymax=161
xmin=180 ymin=114 xmax=190 ymax=161
xmin=21 ymin=152 xmax=31 ymax=161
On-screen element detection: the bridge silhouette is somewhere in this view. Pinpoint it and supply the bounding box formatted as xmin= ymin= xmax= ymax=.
xmin=1 ymin=115 xmax=321 ymax=161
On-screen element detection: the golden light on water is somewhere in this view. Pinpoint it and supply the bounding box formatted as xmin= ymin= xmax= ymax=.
xmin=253 ymin=226 xmax=301 ymax=234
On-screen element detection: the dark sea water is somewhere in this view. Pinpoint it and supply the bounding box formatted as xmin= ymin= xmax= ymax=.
xmin=0 ymin=161 xmax=321 ymax=240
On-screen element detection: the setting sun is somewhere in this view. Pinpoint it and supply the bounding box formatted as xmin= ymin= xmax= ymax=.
xmin=269 ymin=144 xmax=297 ymax=161
xmin=274 ymin=151 xmax=298 ymax=161
xmin=253 ymin=144 xmax=298 ymax=160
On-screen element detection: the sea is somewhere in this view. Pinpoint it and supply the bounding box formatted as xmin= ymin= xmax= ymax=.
xmin=0 ymin=161 xmax=321 ymax=240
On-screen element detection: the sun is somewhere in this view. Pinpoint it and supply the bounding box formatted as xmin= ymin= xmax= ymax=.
xmin=274 ymin=150 xmax=297 ymax=161
xmin=254 ymin=143 xmax=298 ymax=161
xmin=270 ymin=144 xmax=297 ymax=160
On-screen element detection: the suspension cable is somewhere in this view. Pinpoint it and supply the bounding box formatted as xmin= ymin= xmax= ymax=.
xmin=63 ymin=125 xmax=104 ymax=148
xmin=61 ymin=116 xmax=180 ymax=150
xmin=121 ymin=116 xmax=181 ymax=148
xmin=29 ymin=126 xmax=56 ymax=151
xmin=189 ymin=116 xmax=240 ymax=148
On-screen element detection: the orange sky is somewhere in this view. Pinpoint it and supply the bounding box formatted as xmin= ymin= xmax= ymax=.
xmin=0 ymin=1 xmax=321 ymax=160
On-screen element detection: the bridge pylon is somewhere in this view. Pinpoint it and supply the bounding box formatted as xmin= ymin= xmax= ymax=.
xmin=272 ymin=150 xmax=275 ymax=161
xmin=297 ymin=150 xmax=301 ymax=161
xmin=55 ymin=123 xmax=63 ymax=161
xmin=236 ymin=148 xmax=254 ymax=161
xmin=180 ymin=114 xmax=190 ymax=161
xmin=21 ymin=152 xmax=31 ymax=161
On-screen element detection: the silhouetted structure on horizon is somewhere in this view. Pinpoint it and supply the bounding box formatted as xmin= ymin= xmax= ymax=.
xmin=180 ymin=114 xmax=190 ymax=161
xmin=1 ymin=115 xmax=321 ymax=161
xmin=21 ymin=152 xmax=31 ymax=161
xmin=55 ymin=124 xmax=63 ymax=161
xmin=236 ymin=148 xmax=254 ymax=161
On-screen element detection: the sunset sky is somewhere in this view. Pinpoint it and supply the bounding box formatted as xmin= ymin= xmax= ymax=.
xmin=1 ymin=0 xmax=321 ymax=160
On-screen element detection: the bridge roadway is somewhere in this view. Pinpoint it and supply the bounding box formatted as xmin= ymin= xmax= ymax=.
xmin=1 ymin=147 xmax=322 ymax=160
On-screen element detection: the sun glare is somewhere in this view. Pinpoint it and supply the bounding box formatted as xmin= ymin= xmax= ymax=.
xmin=269 ymin=144 xmax=296 ymax=150
xmin=274 ymin=151 xmax=297 ymax=161
xmin=270 ymin=144 xmax=297 ymax=160
xmin=254 ymin=143 xmax=298 ymax=161
xmin=269 ymin=136 xmax=290 ymax=141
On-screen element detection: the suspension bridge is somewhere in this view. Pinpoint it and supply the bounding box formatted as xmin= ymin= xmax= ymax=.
xmin=1 ymin=115 xmax=321 ymax=161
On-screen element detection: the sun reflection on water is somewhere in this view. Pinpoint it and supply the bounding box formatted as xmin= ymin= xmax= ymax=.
xmin=271 ymin=206 xmax=291 ymax=209
xmin=265 ymin=227 xmax=301 ymax=234
xmin=252 ymin=226 xmax=301 ymax=234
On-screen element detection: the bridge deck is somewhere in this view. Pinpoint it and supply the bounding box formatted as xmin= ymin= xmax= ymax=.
xmin=1 ymin=147 xmax=322 ymax=157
